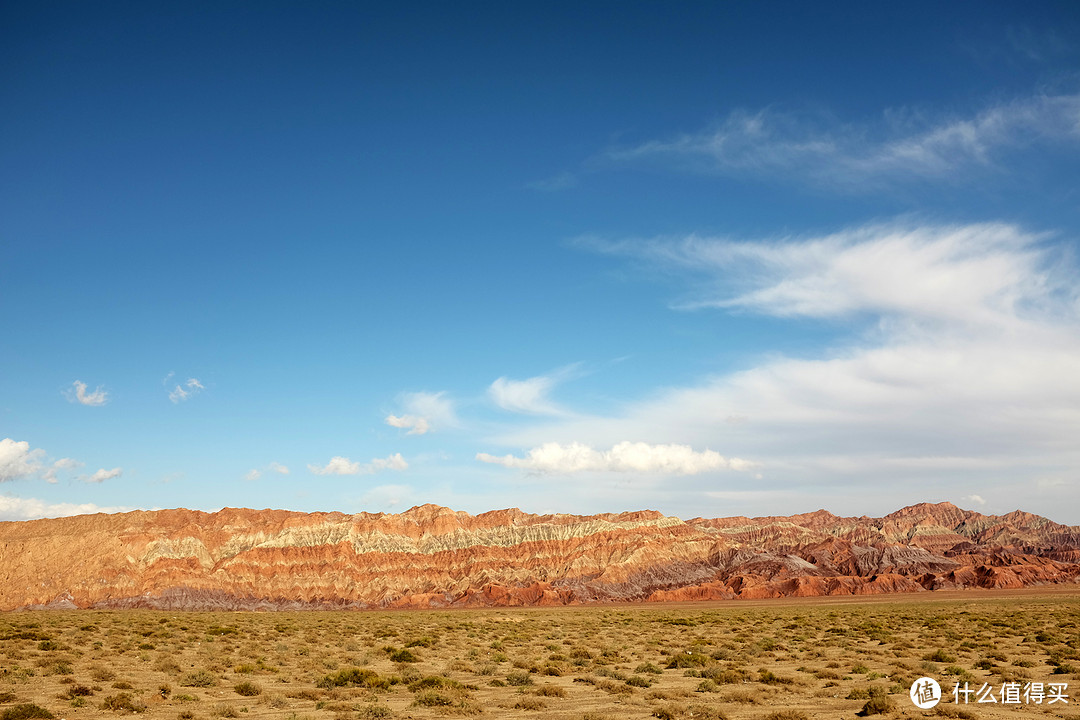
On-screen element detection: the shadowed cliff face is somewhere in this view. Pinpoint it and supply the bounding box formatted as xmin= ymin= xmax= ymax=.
xmin=1 ymin=502 xmax=1077 ymax=610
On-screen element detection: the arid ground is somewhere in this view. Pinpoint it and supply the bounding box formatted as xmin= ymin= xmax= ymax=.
xmin=2 ymin=589 xmax=1077 ymax=720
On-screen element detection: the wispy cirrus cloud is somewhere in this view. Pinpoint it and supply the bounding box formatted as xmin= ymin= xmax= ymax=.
xmin=244 ymin=461 xmax=290 ymax=481
xmin=488 ymin=365 xmax=578 ymax=416
xmin=1004 ymin=25 xmax=1073 ymax=63
xmin=165 ymin=373 xmax=205 ymax=403
xmin=42 ymin=457 xmax=82 ymax=483
xmin=606 ymin=93 xmax=1080 ymax=190
xmin=308 ymin=454 xmax=408 ymax=476
xmin=477 ymin=441 xmax=756 ymax=475
xmin=65 ymin=380 xmax=109 ymax=406
xmin=491 ymin=220 xmax=1080 ymax=519
xmin=526 ymin=171 xmax=578 ymax=192
xmin=385 ymin=391 xmax=457 ymax=435
xmin=587 ymin=221 xmax=1054 ymax=325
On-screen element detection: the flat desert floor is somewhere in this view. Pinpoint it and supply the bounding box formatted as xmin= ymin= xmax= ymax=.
xmin=2 ymin=588 xmax=1077 ymax=720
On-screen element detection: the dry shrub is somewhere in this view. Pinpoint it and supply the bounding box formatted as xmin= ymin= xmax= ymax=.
xmin=101 ymin=693 xmax=146 ymax=713
xmin=154 ymin=658 xmax=182 ymax=674
xmin=233 ymin=681 xmax=261 ymax=697
xmin=1 ymin=705 xmax=54 ymax=720
xmin=505 ymin=671 xmax=532 ymax=686
xmin=652 ymin=704 xmax=684 ymax=720
xmin=358 ymin=705 xmax=393 ymax=719
xmin=723 ymin=688 xmax=761 ymax=704
xmin=180 ymin=670 xmax=218 ymax=688
xmin=536 ymin=685 xmax=566 ymax=697
xmin=686 ymin=705 xmax=728 ymax=720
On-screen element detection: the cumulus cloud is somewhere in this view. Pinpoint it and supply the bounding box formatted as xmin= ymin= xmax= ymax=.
xmin=308 ymin=454 xmax=408 ymax=476
xmin=0 ymin=495 xmax=135 ymax=521
xmin=476 ymin=441 xmax=755 ymax=475
xmin=489 ymin=369 xmax=574 ymax=415
xmin=66 ymin=380 xmax=109 ymax=406
xmin=0 ymin=438 xmax=45 ymax=482
xmin=965 ymin=494 xmax=988 ymax=506
xmin=607 ymin=93 xmax=1080 ymax=189
xmin=85 ymin=467 xmax=122 ymax=483
xmin=165 ymin=373 xmax=205 ymax=403
xmin=1 ymin=439 xmax=88 ymax=484
xmin=385 ymin=391 xmax=457 ymax=435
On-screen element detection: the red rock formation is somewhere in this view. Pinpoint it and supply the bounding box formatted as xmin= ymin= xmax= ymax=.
xmin=0 ymin=502 xmax=1076 ymax=610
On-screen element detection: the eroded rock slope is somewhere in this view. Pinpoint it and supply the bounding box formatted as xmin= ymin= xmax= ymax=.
xmin=1 ymin=502 xmax=1077 ymax=610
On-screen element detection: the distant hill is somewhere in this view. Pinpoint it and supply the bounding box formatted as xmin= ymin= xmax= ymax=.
xmin=2 ymin=502 xmax=1078 ymax=610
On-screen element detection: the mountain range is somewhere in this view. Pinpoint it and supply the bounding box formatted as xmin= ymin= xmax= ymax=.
xmin=1 ymin=501 xmax=1077 ymax=611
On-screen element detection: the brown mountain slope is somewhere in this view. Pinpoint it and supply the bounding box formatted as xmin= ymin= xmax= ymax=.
xmin=0 ymin=502 xmax=1077 ymax=610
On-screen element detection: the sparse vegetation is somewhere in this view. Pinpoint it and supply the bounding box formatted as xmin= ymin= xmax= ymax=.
xmin=233 ymin=681 xmax=261 ymax=696
xmin=1 ymin=705 xmax=54 ymax=720
xmin=101 ymin=692 xmax=147 ymax=713
xmin=0 ymin=593 xmax=1075 ymax=719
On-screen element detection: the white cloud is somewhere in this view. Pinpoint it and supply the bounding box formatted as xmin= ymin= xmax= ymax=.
xmin=42 ymin=458 xmax=82 ymax=484
xmin=308 ymin=454 xmax=408 ymax=476
xmin=965 ymin=494 xmax=987 ymax=506
xmin=493 ymin=220 xmax=1080 ymax=519
xmin=385 ymin=391 xmax=457 ymax=435
xmin=601 ymin=222 xmax=1052 ymax=327
xmin=608 ymin=93 xmax=1080 ymax=189
xmin=477 ymin=441 xmax=756 ymax=475
xmin=85 ymin=467 xmax=122 ymax=483
xmin=0 ymin=438 xmax=45 ymax=482
xmin=166 ymin=374 xmax=205 ymax=403
xmin=245 ymin=461 xmax=290 ymax=481
xmin=0 ymin=495 xmax=135 ymax=521
xmin=386 ymin=414 xmax=430 ymax=435
xmin=309 ymin=456 xmax=359 ymax=475
xmin=489 ymin=375 xmax=564 ymax=415
xmin=1 ymin=439 xmax=89 ymax=484
xmin=66 ymin=380 xmax=108 ymax=406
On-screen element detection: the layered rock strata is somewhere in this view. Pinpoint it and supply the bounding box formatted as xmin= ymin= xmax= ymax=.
xmin=0 ymin=502 xmax=1077 ymax=610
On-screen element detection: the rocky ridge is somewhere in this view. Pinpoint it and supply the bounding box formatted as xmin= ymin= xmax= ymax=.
xmin=0 ymin=502 xmax=1077 ymax=610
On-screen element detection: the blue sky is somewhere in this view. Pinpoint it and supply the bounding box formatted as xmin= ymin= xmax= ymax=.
xmin=3 ymin=2 xmax=1080 ymax=523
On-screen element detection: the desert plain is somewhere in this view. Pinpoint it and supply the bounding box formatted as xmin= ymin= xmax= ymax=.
xmin=2 ymin=588 xmax=1077 ymax=720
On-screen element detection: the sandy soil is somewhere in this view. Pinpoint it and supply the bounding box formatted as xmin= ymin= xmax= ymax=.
xmin=1 ymin=589 xmax=1077 ymax=720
